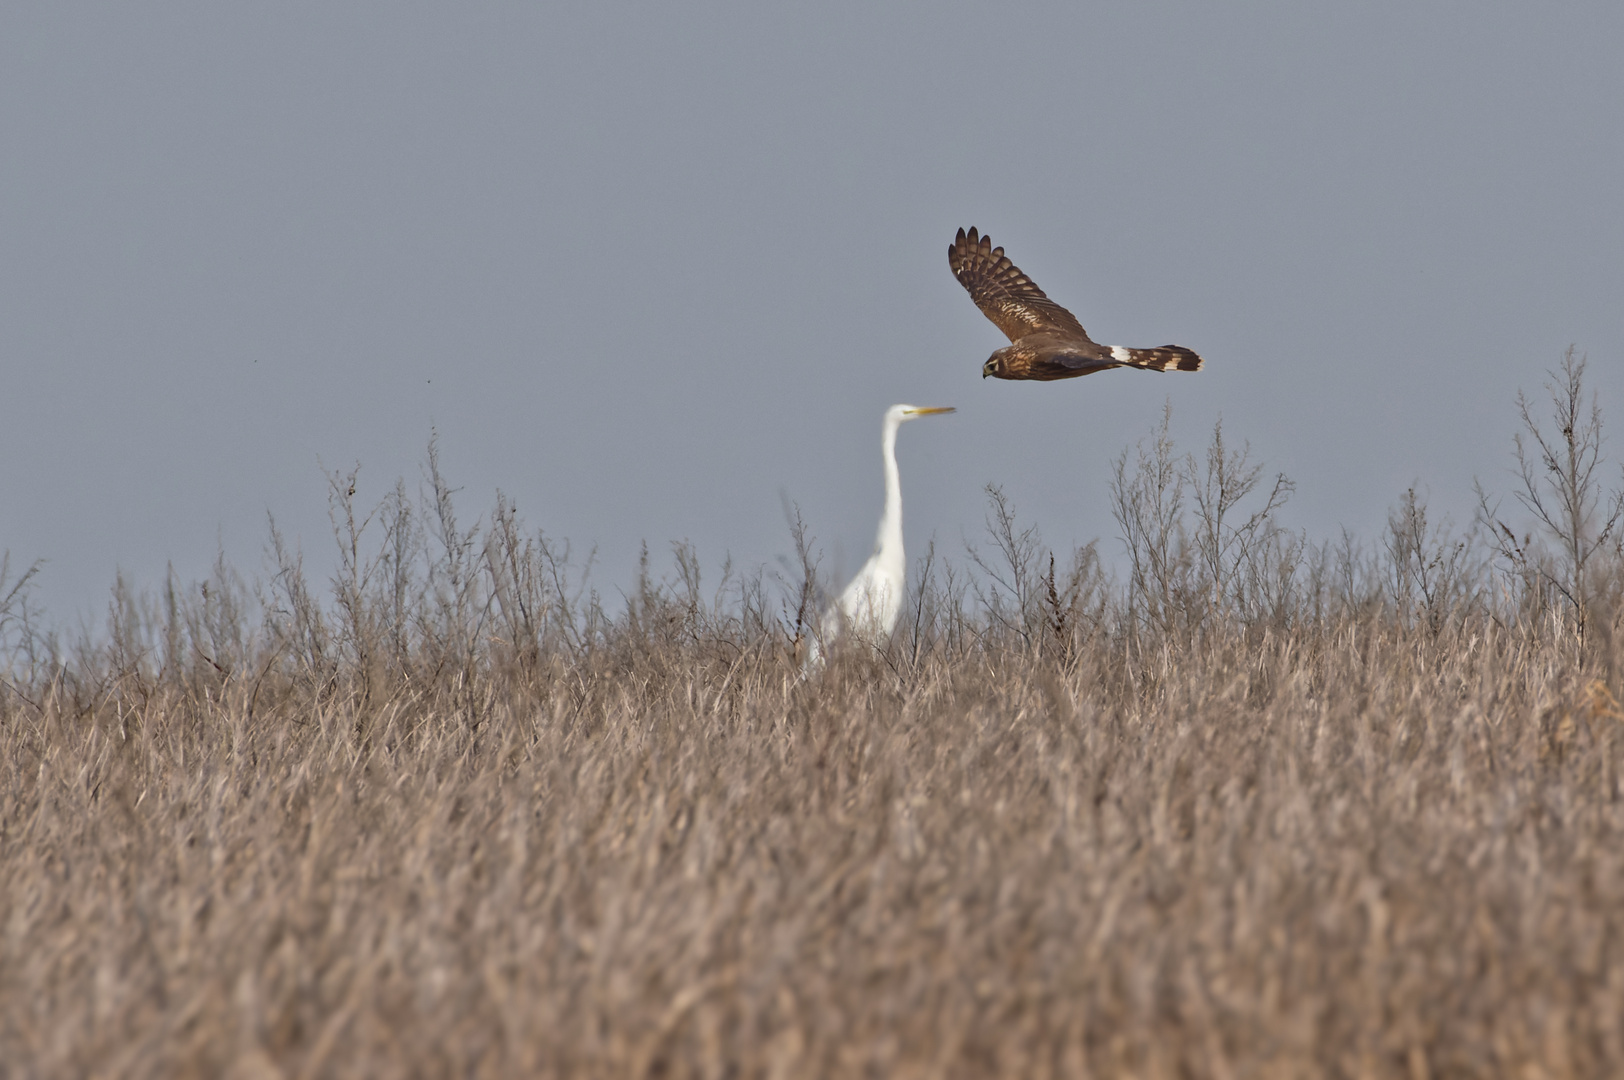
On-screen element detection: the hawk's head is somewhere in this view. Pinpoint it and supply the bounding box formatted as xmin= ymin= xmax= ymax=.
xmin=983 ymin=347 xmax=1015 ymax=379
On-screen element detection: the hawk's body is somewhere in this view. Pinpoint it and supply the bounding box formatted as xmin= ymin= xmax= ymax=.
xmin=949 ymin=227 xmax=1203 ymax=381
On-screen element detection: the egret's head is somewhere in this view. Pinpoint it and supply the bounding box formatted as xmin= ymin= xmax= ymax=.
xmin=891 ymin=404 xmax=956 ymax=424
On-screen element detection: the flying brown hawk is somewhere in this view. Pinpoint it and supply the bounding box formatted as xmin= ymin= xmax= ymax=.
xmin=949 ymin=227 xmax=1204 ymax=381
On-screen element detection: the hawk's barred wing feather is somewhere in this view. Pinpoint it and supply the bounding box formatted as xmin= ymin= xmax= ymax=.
xmin=949 ymin=227 xmax=1090 ymax=344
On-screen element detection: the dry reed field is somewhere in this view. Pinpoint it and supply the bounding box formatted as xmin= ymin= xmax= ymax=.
xmin=4 ymin=355 xmax=1624 ymax=1077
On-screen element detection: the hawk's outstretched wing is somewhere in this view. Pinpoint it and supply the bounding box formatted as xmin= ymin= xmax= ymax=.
xmin=949 ymin=227 xmax=1090 ymax=344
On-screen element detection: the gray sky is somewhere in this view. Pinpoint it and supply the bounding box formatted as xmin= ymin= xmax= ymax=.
xmin=4 ymin=3 xmax=1622 ymax=624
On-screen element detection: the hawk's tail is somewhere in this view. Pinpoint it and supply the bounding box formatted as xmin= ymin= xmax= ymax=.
xmin=1115 ymin=345 xmax=1203 ymax=372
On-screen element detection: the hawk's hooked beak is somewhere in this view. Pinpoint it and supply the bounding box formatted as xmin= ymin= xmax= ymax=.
xmin=982 ymin=359 xmax=997 ymax=379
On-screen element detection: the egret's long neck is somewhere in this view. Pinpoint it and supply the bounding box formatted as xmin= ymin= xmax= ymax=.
xmin=874 ymin=417 xmax=903 ymax=561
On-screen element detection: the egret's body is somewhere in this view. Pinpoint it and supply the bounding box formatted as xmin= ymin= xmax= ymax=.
xmin=811 ymin=404 xmax=954 ymax=664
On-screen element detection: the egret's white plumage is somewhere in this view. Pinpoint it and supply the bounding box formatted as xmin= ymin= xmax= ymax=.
xmin=809 ymin=404 xmax=954 ymax=666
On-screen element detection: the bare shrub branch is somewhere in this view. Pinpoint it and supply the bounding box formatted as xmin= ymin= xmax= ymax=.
xmin=1478 ymin=348 xmax=1623 ymax=642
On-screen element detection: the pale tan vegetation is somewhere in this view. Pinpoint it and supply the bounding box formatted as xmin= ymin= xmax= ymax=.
xmin=3 ymin=355 xmax=1623 ymax=1077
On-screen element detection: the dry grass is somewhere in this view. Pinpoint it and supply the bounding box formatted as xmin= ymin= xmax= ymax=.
xmin=4 ymin=367 xmax=1624 ymax=1078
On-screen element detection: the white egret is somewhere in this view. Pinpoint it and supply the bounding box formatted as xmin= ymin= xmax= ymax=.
xmin=809 ymin=404 xmax=955 ymax=665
